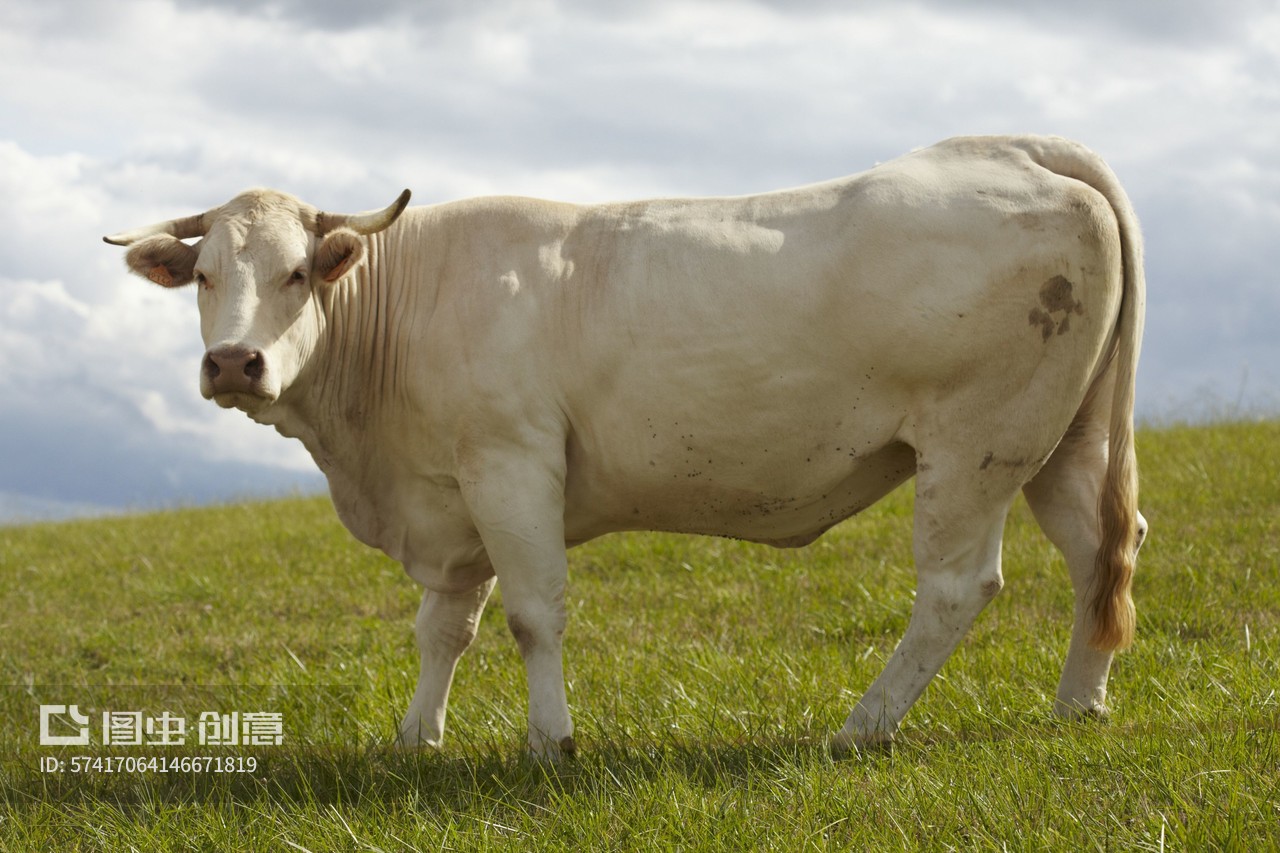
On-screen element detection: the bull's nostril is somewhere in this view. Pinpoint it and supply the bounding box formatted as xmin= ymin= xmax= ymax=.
xmin=244 ymin=353 xmax=265 ymax=382
xmin=203 ymin=353 xmax=221 ymax=379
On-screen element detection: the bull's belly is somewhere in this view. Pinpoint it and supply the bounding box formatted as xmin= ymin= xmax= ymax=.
xmin=563 ymin=440 xmax=917 ymax=547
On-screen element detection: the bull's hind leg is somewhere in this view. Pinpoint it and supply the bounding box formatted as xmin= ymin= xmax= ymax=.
xmin=398 ymin=578 xmax=497 ymax=747
xmin=1022 ymin=410 xmax=1147 ymax=718
xmin=832 ymin=456 xmax=1023 ymax=753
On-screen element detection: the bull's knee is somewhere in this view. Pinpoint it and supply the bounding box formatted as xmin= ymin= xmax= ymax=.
xmin=505 ymin=608 xmax=565 ymax=657
xmin=417 ymin=581 xmax=494 ymax=657
xmin=427 ymin=619 xmax=479 ymax=657
xmin=419 ymin=606 xmax=481 ymax=660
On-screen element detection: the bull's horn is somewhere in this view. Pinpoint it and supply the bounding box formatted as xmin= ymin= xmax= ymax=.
xmin=102 ymin=212 xmax=212 ymax=247
xmin=315 ymin=189 xmax=411 ymax=236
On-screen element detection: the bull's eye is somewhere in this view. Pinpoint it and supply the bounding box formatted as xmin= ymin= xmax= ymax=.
xmin=288 ymin=269 xmax=308 ymax=285
xmin=195 ymin=272 xmax=211 ymax=290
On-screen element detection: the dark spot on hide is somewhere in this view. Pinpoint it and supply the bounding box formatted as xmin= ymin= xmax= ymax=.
xmin=1040 ymin=275 xmax=1080 ymax=314
xmin=979 ymin=452 xmax=994 ymax=471
xmin=1028 ymin=275 xmax=1085 ymax=341
xmin=1028 ymin=307 xmax=1055 ymax=341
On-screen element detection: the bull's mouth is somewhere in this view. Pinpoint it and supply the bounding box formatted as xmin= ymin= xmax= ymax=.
xmin=207 ymin=388 xmax=276 ymax=414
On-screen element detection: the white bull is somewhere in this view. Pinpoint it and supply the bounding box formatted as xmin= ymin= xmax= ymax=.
xmin=106 ymin=135 xmax=1147 ymax=758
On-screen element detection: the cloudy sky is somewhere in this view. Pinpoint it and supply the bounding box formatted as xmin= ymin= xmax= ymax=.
xmin=1 ymin=0 xmax=1277 ymax=522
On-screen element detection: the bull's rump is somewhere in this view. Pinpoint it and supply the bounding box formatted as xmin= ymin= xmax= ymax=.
xmin=541 ymin=139 xmax=1123 ymax=545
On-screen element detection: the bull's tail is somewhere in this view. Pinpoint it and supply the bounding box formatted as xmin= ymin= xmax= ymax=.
xmin=1016 ymin=136 xmax=1146 ymax=651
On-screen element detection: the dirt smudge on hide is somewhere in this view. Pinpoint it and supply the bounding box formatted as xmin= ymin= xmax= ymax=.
xmin=1028 ymin=275 xmax=1084 ymax=341
xmin=979 ymin=451 xmax=1031 ymax=472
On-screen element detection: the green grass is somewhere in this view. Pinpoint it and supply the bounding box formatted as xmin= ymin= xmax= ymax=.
xmin=1 ymin=420 xmax=1277 ymax=850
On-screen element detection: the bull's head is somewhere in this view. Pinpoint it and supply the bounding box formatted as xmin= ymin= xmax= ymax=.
xmin=105 ymin=188 xmax=410 ymax=415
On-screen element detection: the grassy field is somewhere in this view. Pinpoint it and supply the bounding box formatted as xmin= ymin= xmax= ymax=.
xmin=1 ymin=420 xmax=1277 ymax=850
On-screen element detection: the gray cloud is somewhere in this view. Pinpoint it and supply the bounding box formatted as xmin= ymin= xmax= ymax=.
xmin=1 ymin=0 xmax=1278 ymax=520
xmin=920 ymin=0 xmax=1277 ymax=45
xmin=160 ymin=0 xmax=1279 ymax=46
xmin=0 ymin=402 xmax=322 ymax=512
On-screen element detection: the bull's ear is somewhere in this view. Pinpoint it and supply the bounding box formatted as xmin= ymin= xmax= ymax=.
xmin=315 ymin=228 xmax=365 ymax=284
xmin=123 ymin=235 xmax=199 ymax=288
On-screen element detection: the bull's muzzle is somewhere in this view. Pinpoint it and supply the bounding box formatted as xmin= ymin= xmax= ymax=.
xmin=202 ymin=346 xmax=268 ymax=402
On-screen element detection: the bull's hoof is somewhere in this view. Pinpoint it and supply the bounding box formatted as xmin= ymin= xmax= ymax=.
xmin=1053 ymin=699 xmax=1110 ymax=721
xmin=528 ymin=733 xmax=577 ymax=762
xmin=830 ymin=728 xmax=894 ymax=760
xmin=396 ymin=738 xmax=444 ymax=751
xmin=395 ymin=727 xmax=444 ymax=750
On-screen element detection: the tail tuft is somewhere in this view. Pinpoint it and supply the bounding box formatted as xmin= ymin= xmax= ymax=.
xmin=1088 ymin=425 xmax=1138 ymax=651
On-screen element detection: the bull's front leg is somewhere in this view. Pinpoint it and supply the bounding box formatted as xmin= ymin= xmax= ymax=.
xmin=398 ymin=578 xmax=496 ymax=748
xmin=459 ymin=447 xmax=576 ymax=760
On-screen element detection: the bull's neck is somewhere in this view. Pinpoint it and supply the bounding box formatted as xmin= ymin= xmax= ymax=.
xmin=278 ymin=213 xmax=439 ymax=472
